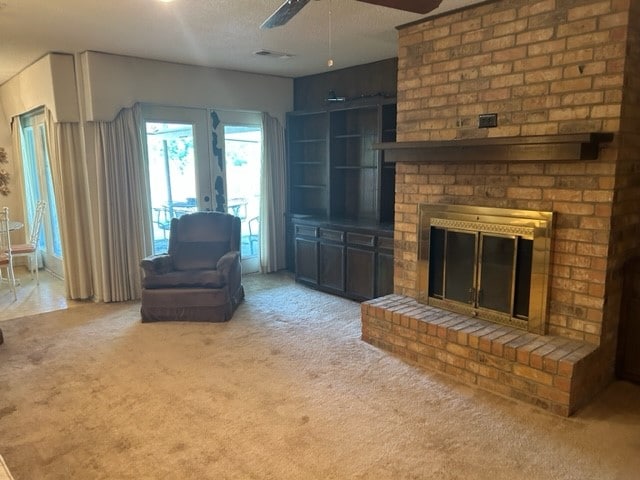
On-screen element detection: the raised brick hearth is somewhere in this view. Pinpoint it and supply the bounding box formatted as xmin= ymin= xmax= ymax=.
xmin=362 ymin=295 xmax=599 ymax=416
xmin=361 ymin=0 xmax=640 ymax=415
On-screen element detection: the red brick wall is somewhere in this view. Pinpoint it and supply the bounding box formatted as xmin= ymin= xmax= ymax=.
xmin=393 ymin=0 xmax=637 ymax=358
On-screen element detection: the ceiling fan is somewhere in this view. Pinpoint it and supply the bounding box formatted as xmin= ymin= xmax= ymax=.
xmin=260 ymin=0 xmax=443 ymax=29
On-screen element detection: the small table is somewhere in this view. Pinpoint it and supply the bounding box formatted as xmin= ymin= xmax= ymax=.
xmin=228 ymin=198 xmax=247 ymax=219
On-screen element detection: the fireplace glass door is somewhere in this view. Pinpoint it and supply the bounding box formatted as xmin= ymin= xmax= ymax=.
xmin=428 ymin=227 xmax=533 ymax=323
xmin=419 ymin=204 xmax=553 ymax=333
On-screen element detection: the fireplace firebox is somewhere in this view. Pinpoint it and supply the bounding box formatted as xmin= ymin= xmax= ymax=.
xmin=417 ymin=205 xmax=554 ymax=334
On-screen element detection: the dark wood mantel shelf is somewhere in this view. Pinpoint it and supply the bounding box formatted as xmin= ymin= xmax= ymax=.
xmin=375 ymin=132 xmax=614 ymax=163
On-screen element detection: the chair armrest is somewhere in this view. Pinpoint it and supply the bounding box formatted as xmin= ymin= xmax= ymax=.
xmin=140 ymin=254 xmax=173 ymax=276
xmin=216 ymin=250 xmax=240 ymax=276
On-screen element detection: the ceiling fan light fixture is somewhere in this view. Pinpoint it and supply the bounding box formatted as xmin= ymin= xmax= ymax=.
xmin=355 ymin=0 xmax=443 ymax=14
xmin=260 ymin=0 xmax=312 ymax=29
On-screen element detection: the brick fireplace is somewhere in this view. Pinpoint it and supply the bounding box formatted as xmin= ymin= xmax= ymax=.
xmin=361 ymin=0 xmax=640 ymax=415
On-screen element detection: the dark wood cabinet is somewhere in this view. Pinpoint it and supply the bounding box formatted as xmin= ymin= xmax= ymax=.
xmin=319 ymin=242 xmax=345 ymax=293
xmin=346 ymin=247 xmax=376 ymax=299
xmin=287 ymin=95 xmax=396 ymax=301
xmin=294 ymin=225 xmax=319 ymax=285
xmin=292 ymin=218 xmax=393 ymax=301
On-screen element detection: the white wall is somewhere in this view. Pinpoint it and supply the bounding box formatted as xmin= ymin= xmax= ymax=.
xmin=0 ymin=53 xmax=81 ymax=246
xmin=80 ymin=51 xmax=293 ymax=123
xmin=0 ymin=53 xmax=80 ymax=122
xmin=0 ymin=99 xmax=23 ymax=241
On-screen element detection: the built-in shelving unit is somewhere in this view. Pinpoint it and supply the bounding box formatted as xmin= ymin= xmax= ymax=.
xmin=287 ymin=99 xmax=396 ymax=224
xmin=287 ymin=99 xmax=397 ymax=301
xmin=288 ymin=111 xmax=329 ymax=217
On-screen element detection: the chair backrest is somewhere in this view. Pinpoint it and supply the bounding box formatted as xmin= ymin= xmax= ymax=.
xmin=0 ymin=207 xmax=13 ymax=261
xmin=168 ymin=211 xmax=241 ymax=271
xmin=29 ymin=200 xmax=46 ymax=245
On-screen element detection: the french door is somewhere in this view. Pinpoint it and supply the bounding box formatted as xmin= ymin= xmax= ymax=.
xmin=19 ymin=110 xmax=64 ymax=278
xmin=219 ymin=111 xmax=262 ymax=274
xmin=141 ymin=106 xmax=263 ymax=273
xmin=141 ymin=106 xmax=213 ymax=255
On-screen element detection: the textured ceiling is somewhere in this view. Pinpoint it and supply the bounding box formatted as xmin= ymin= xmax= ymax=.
xmin=0 ymin=0 xmax=488 ymax=85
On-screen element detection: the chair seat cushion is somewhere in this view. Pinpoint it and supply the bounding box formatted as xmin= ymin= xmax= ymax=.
xmin=143 ymin=269 xmax=226 ymax=289
xmin=10 ymin=243 xmax=36 ymax=254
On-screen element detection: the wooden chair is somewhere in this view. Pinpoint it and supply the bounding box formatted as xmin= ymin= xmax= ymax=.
xmin=0 ymin=207 xmax=17 ymax=301
xmin=11 ymin=200 xmax=46 ymax=285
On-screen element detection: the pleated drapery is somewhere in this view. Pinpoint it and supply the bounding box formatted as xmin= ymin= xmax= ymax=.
xmin=44 ymin=110 xmax=94 ymax=299
xmin=93 ymin=106 xmax=152 ymax=302
xmin=259 ymin=112 xmax=287 ymax=273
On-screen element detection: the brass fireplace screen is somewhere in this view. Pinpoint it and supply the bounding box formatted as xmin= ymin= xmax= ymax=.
xmin=417 ymin=205 xmax=553 ymax=334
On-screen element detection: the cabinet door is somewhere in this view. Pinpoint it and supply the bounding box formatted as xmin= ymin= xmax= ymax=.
xmin=319 ymin=243 xmax=345 ymax=292
xmin=346 ymin=247 xmax=376 ymax=300
xmin=295 ymin=238 xmax=318 ymax=285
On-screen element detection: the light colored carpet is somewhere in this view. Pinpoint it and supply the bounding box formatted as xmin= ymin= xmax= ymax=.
xmin=0 ymin=272 xmax=639 ymax=479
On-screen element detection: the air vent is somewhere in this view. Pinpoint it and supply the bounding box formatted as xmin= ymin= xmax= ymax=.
xmin=253 ymin=50 xmax=294 ymax=59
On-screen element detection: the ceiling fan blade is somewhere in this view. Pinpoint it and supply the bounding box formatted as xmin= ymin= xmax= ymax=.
xmin=355 ymin=0 xmax=443 ymax=14
xmin=261 ymin=0 xmax=313 ymax=29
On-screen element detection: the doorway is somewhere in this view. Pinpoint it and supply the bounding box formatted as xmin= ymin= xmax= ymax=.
xmin=19 ymin=109 xmax=64 ymax=278
xmin=141 ymin=106 xmax=263 ymax=273
xmin=223 ymin=124 xmax=261 ymax=273
xmin=220 ymin=112 xmax=262 ymax=274
xmin=141 ymin=106 xmax=212 ymax=255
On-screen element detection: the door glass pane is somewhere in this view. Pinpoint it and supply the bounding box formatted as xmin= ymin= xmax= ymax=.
xmin=444 ymin=231 xmax=476 ymax=304
xmin=479 ymin=235 xmax=514 ymax=314
xmin=20 ymin=112 xmax=64 ymax=278
xmin=514 ymin=238 xmax=533 ymax=319
xmin=224 ymin=125 xmax=261 ymax=266
xmin=145 ymin=122 xmax=197 ymax=254
xmin=38 ymin=125 xmax=62 ymax=256
xmin=428 ymin=227 xmax=445 ymax=298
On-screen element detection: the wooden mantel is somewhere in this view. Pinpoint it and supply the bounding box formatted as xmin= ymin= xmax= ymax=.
xmin=375 ymin=133 xmax=614 ymax=164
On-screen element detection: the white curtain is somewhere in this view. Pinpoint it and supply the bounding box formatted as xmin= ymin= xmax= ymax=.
xmin=93 ymin=105 xmax=151 ymax=302
xmin=44 ymin=110 xmax=94 ymax=299
xmin=259 ymin=113 xmax=287 ymax=273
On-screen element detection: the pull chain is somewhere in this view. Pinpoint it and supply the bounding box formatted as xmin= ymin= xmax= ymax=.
xmin=327 ymin=0 xmax=334 ymax=67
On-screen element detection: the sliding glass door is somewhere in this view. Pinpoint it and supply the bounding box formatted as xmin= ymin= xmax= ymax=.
xmin=19 ymin=110 xmax=64 ymax=278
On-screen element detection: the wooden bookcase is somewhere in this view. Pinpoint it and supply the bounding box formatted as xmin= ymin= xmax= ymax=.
xmin=287 ymin=99 xmax=396 ymax=301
